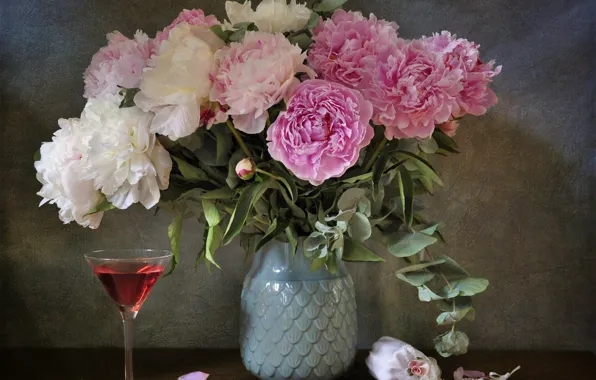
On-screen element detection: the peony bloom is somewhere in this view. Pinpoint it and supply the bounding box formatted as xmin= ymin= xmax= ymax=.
xmin=83 ymin=30 xmax=155 ymax=99
xmin=267 ymin=79 xmax=374 ymax=185
xmin=35 ymin=118 xmax=104 ymax=229
xmin=423 ymin=31 xmax=502 ymax=117
xmin=81 ymin=95 xmax=172 ymax=210
xmin=134 ymin=23 xmax=224 ymax=140
xmin=154 ymin=9 xmax=220 ymax=47
xmin=225 ymin=0 xmax=311 ymax=33
xmin=366 ymin=337 xmax=442 ymax=380
xmin=361 ymin=39 xmax=463 ymax=140
xmin=235 ymin=158 xmax=256 ymax=180
xmin=438 ymin=119 xmax=459 ymax=137
xmin=210 ymin=31 xmax=314 ymax=134
xmin=308 ymin=9 xmax=399 ymax=89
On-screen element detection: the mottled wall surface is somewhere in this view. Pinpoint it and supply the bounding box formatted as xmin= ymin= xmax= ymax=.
xmin=1 ymin=0 xmax=594 ymax=350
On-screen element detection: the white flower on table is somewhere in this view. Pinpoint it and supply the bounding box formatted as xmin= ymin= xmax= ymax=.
xmin=134 ymin=23 xmax=224 ymax=140
xmin=224 ymin=0 xmax=312 ymax=33
xmin=367 ymin=337 xmax=442 ymax=380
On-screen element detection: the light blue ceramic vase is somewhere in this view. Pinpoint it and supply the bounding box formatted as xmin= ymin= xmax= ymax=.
xmin=240 ymin=240 xmax=357 ymax=380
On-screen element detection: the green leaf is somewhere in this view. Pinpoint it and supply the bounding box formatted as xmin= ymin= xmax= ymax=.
xmin=202 ymin=187 xmax=234 ymax=200
xmin=232 ymin=22 xmax=254 ymax=30
xmin=347 ymin=212 xmax=372 ymax=242
xmin=255 ymin=218 xmax=289 ymax=252
xmin=436 ymin=308 xmax=473 ymax=325
xmin=396 ymin=259 xmax=446 ymax=274
xmin=172 ymin=156 xmax=209 ymax=181
xmin=357 ymin=196 xmax=371 ymax=216
xmin=313 ymin=0 xmax=347 ymax=12
xmin=396 ymin=167 xmax=414 ymax=228
xmin=229 ymin=28 xmax=246 ymax=42
xmin=342 ymin=237 xmax=385 ymax=262
xmin=285 ymin=225 xmax=299 ymax=256
xmin=420 ymin=223 xmax=439 ymax=235
xmin=448 ymin=277 xmax=489 ymax=296
xmin=307 ymin=12 xmax=321 ymax=29
xmin=428 ymin=255 xmax=470 ymax=280
xmin=418 ymin=137 xmax=439 ymax=154
xmin=372 ymin=154 xmax=390 ymax=202
xmin=388 ymin=231 xmax=437 ymax=257
xmin=304 ymin=232 xmax=326 ymax=252
xmin=86 ymin=198 xmax=116 ymax=215
xmin=434 ymin=330 xmax=469 ymax=357
xmin=227 ymin=150 xmax=246 ymax=189
xmin=222 ymin=181 xmax=267 ymax=245
xmin=178 ymin=133 xmax=203 ymax=152
xmin=397 ymin=271 xmax=436 ymax=286
xmin=276 ymin=182 xmax=306 ymax=219
xmin=34 ymin=149 xmax=41 ymax=162
xmin=433 ymin=129 xmax=460 ymax=153
xmin=436 ymin=296 xmax=473 ymax=312
xmin=288 ymin=33 xmax=312 ymax=50
xmin=205 ymin=225 xmax=223 ymax=269
xmin=392 ymin=150 xmax=443 ymax=186
xmin=165 ymin=213 xmax=183 ymax=275
xmin=273 ymin=167 xmax=297 ymax=202
xmin=201 ymin=199 xmax=221 ymax=227
xmin=310 ymin=257 xmax=326 ymax=271
xmin=211 ymin=123 xmax=233 ymax=166
xmin=210 ymin=25 xmax=232 ymax=42
xmin=240 ymin=233 xmax=258 ymax=262
xmin=398 ymin=138 xmax=419 ymax=154
xmin=418 ymin=285 xmax=446 ymax=301
xmin=337 ymin=188 xmax=366 ymax=211
xmin=326 ymin=209 xmax=356 ymax=222
xmin=118 ymin=87 xmax=140 ymax=108
xmin=341 ymin=172 xmax=372 ymax=183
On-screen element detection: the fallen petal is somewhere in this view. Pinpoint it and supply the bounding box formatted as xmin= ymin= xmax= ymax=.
xmin=178 ymin=371 xmax=209 ymax=380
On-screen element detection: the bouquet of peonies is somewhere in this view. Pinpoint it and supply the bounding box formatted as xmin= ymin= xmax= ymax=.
xmin=34 ymin=0 xmax=501 ymax=356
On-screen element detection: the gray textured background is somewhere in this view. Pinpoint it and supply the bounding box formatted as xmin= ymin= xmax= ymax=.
xmin=1 ymin=0 xmax=594 ymax=351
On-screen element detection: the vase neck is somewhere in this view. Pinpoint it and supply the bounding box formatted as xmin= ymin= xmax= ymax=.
xmin=246 ymin=240 xmax=348 ymax=282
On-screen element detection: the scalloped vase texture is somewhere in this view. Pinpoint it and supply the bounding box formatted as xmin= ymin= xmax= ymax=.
xmin=240 ymin=241 xmax=358 ymax=379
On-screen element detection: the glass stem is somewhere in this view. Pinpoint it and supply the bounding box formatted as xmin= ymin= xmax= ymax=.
xmin=121 ymin=308 xmax=138 ymax=380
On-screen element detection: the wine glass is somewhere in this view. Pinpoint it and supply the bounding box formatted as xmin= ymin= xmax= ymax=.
xmin=85 ymin=249 xmax=172 ymax=380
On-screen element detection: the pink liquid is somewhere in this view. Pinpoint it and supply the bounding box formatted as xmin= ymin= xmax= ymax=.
xmin=94 ymin=264 xmax=164 ymax=311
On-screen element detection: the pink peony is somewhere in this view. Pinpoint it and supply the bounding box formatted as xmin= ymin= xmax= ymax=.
xmin=267 ymin=79 xmax=374 ymax=185
xmin=308 ymin=9 xmax=399 ymax=89
xmin=83 ymin=31 xmax=155 ymax=99
xmin=438 ymin=119 xmax=459 ymax=137
xmin=361 ymin=39 xmax=463 ymax=140
xmin=210 ymin=31 xmax=314 ymax=134
xmin=154 ymin=9 xmax=220 ymax=47
xmin=423 ymin=31 xmax=502 ymax=117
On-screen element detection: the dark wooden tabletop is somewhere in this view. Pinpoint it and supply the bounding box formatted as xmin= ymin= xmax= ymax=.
xmin=2 ymin=349 xmax=594 ymax=379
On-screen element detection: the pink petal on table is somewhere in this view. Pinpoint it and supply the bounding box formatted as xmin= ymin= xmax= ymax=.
xmin=463 ymin=369 xmax=487 ymax=377
xmin=178 ymin=371 xmax=209 ymax=380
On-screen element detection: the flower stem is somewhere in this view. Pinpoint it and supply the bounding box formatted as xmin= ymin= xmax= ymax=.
xmin=255 ymin=168 xmax=282 ymax=181
xmin=363 ymin=138 xmax=388 ymax=172
xmin=226 ymin=119 xmax=252 ymax=158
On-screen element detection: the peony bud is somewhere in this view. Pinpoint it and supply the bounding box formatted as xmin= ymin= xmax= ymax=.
xmin=235 ymin=158 xmax=255 ymax=180
xmin=437 ymin=120 xmax=459 ymax=137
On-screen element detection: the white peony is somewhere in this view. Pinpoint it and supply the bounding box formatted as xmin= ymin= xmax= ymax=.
xmin=35 ymin=118 xmax=104 ymax=229
xmin=81 ymin=95 xmax=172 ymax=210
xmin=366 ymin=337 xmax=442 ymax=380
xmin=225 ymin=0 xmax=312 ymax=33
xmin=134 ymin=23 xmax=224 ymax=140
